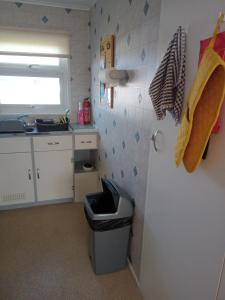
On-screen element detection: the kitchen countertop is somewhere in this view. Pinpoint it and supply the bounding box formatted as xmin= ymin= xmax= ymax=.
xmin=72 ymin=124 xmax=98 ymax=133
xmin=0 ymin=124 xmax=98 ymax=138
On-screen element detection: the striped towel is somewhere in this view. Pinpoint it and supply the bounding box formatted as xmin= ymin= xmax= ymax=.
xmin=149 ymin=26 xmax=186 ymax=124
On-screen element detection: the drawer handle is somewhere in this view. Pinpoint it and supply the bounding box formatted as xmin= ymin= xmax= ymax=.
xmin=37 ymin=168 xmax=40 ymax=179
xmin=28 ymin=169 xmax=32 ymax=180
xmin=80 ymin=140 xmax=92 ymax=144
xmin=47 ymin=142 xmax=60 ymax=145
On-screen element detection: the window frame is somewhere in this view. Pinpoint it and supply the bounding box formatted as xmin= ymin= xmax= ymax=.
xmin=0 ymin=57 xmax=71 ymax=115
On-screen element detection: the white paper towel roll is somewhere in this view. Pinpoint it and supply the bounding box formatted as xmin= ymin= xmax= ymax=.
xmin=99 ymin=68 xmax=128 ymax=87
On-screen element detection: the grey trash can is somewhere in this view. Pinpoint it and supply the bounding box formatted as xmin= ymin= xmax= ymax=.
xmin=84 ymin=179 xmax=134 ymax=275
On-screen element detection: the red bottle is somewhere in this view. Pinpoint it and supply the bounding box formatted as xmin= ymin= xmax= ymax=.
xmin=83 ymin=98 xmax=91 ymax=124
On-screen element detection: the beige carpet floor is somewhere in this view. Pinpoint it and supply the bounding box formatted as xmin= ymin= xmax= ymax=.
xmin=0 ymin=203 xmax=143 ymax=300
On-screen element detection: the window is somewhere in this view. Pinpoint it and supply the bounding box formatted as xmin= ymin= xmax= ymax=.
xmin=0 ymin=28 xmax=71 ymax=114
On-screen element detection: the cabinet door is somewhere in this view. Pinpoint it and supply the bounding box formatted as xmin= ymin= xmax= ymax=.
xmin=35 ymin=150 xmax=73 ymax=202
xmin=75 ymin=171 xmax=98 ymax=202
xmin=0 ymin=153 xmax=35 ymax=205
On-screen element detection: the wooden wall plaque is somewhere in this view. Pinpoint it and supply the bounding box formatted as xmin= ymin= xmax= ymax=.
xmin=100 ymin=35 xmax=114 ymax=108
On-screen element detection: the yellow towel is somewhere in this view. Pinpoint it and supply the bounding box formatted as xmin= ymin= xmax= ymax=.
xmin=175 ymin=13 xmax=225 ymax=173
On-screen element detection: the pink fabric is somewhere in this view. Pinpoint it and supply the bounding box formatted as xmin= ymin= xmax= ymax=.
xmin=199 ymin=32 xmax=225 ymax=133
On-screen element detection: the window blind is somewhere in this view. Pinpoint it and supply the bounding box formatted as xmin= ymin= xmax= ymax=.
xmin=0 ymin=28 xmax=70 ymax=58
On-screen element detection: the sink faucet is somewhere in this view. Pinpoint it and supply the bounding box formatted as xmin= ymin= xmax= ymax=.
xmin=17 ymin=115 xmax=29 ymax=121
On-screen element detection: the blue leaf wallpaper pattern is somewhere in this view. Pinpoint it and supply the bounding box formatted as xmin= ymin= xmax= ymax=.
xmin=144 ymin=1 xmax=150 ymax=16
xmin=65 ymin=8 xmax=71 ymax=14
xmin=135 ymin=132 xmax=140 ymax=143
xmin=133 ymin=166 xmax=138 ymax=177
xmin=15 ymin=2 xmax=23 ymax=8
xmin=90 ymin=0 xmax=161 ymax=277
xmin=42 ymin=16 xmax=48 ymax=24
xmin=141 ymin=48 xmax=146 ymax=61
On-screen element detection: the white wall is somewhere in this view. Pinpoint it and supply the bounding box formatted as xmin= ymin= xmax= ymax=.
xmin=140 ymin=1 xmax=225 ymax=299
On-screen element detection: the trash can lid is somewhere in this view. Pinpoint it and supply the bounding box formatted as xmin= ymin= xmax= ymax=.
xmin=102 ymin=178 xmax=119 ymax=195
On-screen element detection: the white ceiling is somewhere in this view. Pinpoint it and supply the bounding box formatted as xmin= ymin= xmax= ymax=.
xmin=2 ymin=0 xmax=96 ymax=10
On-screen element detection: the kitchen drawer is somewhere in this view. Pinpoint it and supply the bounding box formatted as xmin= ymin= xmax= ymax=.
xmin=75 ymin=134 xmax=97 ymax=150
xmin=0 ymin=137 xmax=31 ymax=153
xmin=33 ymin=135 xmax=72 ymax=151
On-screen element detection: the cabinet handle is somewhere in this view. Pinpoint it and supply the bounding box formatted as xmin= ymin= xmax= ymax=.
xmin=47 ymin=142 xmax=60 ymax=145
xmin=37 ymin=168 xmax=40 ymax=179
xmin=81 ymin=140 xmax=92 ymax=144
xmin=28 ymin=169 xmax=32 ymax=180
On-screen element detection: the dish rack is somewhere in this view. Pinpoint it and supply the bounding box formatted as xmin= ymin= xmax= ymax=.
xmin=35 ymin=119 xmax=69 ymax=132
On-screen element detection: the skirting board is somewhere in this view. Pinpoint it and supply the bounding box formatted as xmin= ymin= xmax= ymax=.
xmin=127 ymin=258 xmax=141 ymax=290
xmin=0 ymin=198 xmax=73 ymax=211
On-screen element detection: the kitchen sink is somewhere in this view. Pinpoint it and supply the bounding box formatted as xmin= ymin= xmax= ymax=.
xmin=0 ymin=119 xmax=71 ymax=136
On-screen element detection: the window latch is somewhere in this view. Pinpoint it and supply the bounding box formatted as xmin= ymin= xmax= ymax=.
xmin=28 ymin=64 xmax=40 ymax=69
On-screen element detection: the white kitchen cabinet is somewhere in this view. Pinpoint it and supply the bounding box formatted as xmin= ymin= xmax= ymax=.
xmin=0 ymin=134 xmax=73 ymax=208
xmin=33 ymin=135 xmax=73 ymax=202
xmin=0 ymin=136 xmax=31 ymax=153
xmin=75 ymin=133 xmax=97 ymax=150
xmin=33 ymin=135 xmax=72 ymax=152
xmin=0 ymin=152 xmax=35 ymax=205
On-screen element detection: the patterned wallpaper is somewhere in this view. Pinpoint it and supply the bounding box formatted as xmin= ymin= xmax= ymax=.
xmin=0 ymin=1 xmax=91 ymax=122
xmin=90 ymin=0 xmax=161 ymax=277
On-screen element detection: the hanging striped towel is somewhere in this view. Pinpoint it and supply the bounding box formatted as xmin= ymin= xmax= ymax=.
xmin=149 ymin=26 xmax=186 ymax=123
